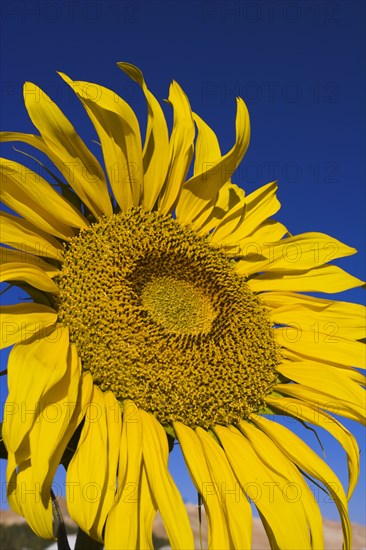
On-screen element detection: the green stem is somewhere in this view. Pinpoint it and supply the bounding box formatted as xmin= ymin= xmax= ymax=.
xmin=74 ymin=528 xmax=104 ymax=550
xmin=52 ymin=491 xmax=71 ymax=550
xmin=198 ymin=491 xmax=203 ymax=550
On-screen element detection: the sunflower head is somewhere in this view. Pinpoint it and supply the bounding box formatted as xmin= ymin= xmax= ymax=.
xmin=56 ymin=206 xmax=280 ymax=428
xmin=0 ymin=62 xmax=364 ymax=550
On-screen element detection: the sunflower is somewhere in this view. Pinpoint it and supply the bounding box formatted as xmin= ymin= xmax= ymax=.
xmin=0 ymin=62 xmax=365 ymax=550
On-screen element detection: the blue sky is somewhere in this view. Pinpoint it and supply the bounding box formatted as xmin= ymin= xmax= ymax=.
xmin=1 ymin=0 xmax=365 ymax=526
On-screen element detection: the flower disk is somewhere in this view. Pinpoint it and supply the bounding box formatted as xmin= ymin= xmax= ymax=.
xmin=57 ymin=207 xmax=280 ymax=428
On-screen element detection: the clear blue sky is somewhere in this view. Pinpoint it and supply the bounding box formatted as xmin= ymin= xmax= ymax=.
xmin=1 ymin=0 xmax=365 ymax=525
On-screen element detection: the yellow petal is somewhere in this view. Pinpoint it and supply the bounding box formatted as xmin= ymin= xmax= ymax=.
xmin=2 ymin=326 xmax=70 ymax=459
xmin=340 ymin=368 xmax=366 ymax=385
xmin=67 ymin=386 xmax=121 ymax=542
xmin=211 ymin=181 xmax=280 ymax=243
xmin=266 ymin=396 xmax=360 ymax=498
xmin=6 ymin=371 xmax=93 ymax=528
xmin=206 ymin=195 xmax=244 ymax=241
xmin=179 ymin=112 xmax=228 ymax=232
xmin=105 ymin=401 xmax=142 ymax=549
xmin=274 ymin=382 xmax=365 ymax=425
xmin=137 ymin=466 xmax=157 ymax=550
xmin=0 ymin=211 xmax=63 ymax=261
xmin=141 ymin=410 xmax=194 ymax=549
xmin=1 ymin=263 xmax=60 ymax=294
xmin=241 ymin=219 xmax=288 ymax=244
xmin=279 ymin=347 xmax=365 ymax=376
xmin=176 ymin=98 xmax=249 ymax=225
xmin=174 ymin=422 xmax=231 ymax=549
xmin=239 ymin=421 xmax=324 ymax=550
xmin=0 ymin=158 xmax=87 ymax=236
xmin=263 ymin=291 xmax=366 ymax=340
xmin=277 ymin=360 xmax=365 ymax=401
xmin=192 ymin=113 xmax=221 ymax=176
xmin=1 ymin=132 xmax=92 ymax=215
xmin=6 ymin=453 xmax=24 ymax=517
xmin=44 ymin=359 xmax=93 ymax=468
xmin=91 ymin=391 xmax=122 ymax=540
xmin=27 ymin=344 xmax=81 ymax=502
xmin=0 ymin=247 xmax=59 ymax=278
xmin=196 ymin=427 xmax=252 ymax=550
xmin=4 ymin=330 xmax=72 ymax=533
xmin=247 ymin=265 xmax=364 ymax=293
xmin=23 ymin=370 xmax=94 ymax=534
xmin=181 ymin=117 xmax=245 ymax=235
xmin=275 ymin=329 xmax=366 ymax=369
xmin=214 ymin=424 xmax=313 ymax=549
xmin=117 ymin=62 xmax=170 ymax=211
xmin=0 ymin=303 xmax=57 ymax=350
xmin=59 ymin=73 xmax=143 ymax=212
xmin=0 ymin=131 xmax=86 ymax=214
xmin=244 ymin=232 xmax=357 ymax=273
xmin=226 ymin=220 xmax=288 ymax=262
xmin=7 ymin=459 xmax=53 ymax=539
xmin=158 ymin=81 xmax=195 ymax=214
xmin=238 ymin=182 xmax=281 ymax=238
xmin=59 ymin=370 xmax=94 ymax=456
xmin=197 ymin=182 xmax=245 ymax=235
xmin=252 ymin=415 xmax=352 ymax=550
xmin=23 ymin=82 xmax=112 ymax=218
xmin=1 ymin=130 xmax=44 ymax=149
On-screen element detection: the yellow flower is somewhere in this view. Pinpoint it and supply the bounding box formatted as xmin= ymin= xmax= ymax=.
xmin=0 ymin=62 xmax=365 ymax=550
